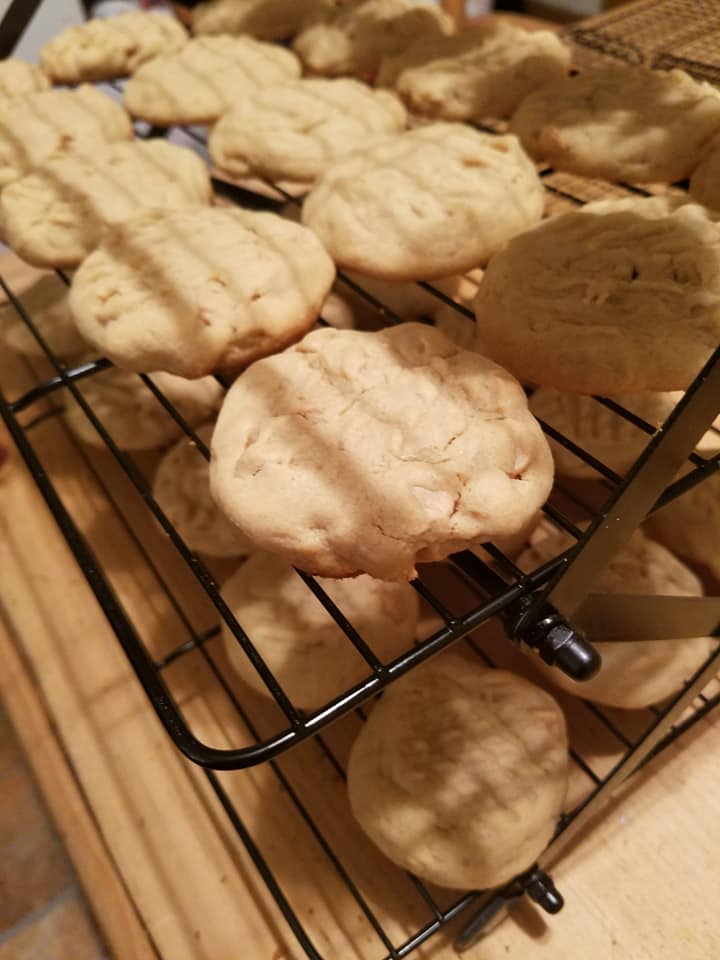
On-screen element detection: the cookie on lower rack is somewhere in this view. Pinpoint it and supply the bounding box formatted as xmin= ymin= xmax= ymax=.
xmin=510 ymin=65 xmax=720 ymax=183
xmin=40 ymin=11 xmax=187 ymax=84
xmin=192 ymin=0 xmax=336 ymax=41
xmin=1 ymin=140 xmax=213 ymax=270
xmin=646 ymin=471 xmax=720 ymax=586
xmin=69 ymin=207 xmax=336 ymax=379
xmin=123 ymin=35 xmax=301 ymax=126
xmin=1 ymin=274 xmax=87 ymax=361
xmin=347 ymin=655 xmax=568 ymax=889
xmin=0 ymin=85 xmax=133 ymax=188
xmin=209 ymin=78 xmax=406 ymax=184
xmin=528 ymin=389 xmax=720 ymax=481
xmin=518 ymin=527 xmax=717 ymax=709
xmin=0 ymin=58 xmax=49 ymax=98
xmin=153 ymin=424 xmax=249 ymax=559
xmin=302 ymin=123 xmax=544 ymax=280
xmin=292 ymin=0 xmax=454 ymax=80
xmin=64 ymin=368 xmax=223 ymax=451
xmin=221 ymin=552 xmax=418 ymax=710
xmin=473 ymin=196 xmax=720 ymax=394
xmin=210 ymin=322 xmax=554 ymax=581
xmin=377 ymin=21 xmax=570 ymax=122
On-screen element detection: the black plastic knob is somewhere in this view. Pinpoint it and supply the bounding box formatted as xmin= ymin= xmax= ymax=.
xmin=509 ymin=595 xmax=601 ymax=681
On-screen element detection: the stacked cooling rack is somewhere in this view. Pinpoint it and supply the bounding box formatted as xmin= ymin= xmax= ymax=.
xmin=1 ymin=1 xmax=720 ymax=957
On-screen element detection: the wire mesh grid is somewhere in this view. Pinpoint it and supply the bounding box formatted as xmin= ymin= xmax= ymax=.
xmin=2 ymin=2 xmax=720 ymax=956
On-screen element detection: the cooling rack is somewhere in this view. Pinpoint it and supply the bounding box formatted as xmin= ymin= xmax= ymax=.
xmin=1 ymin=0 xmax=720 ymax=956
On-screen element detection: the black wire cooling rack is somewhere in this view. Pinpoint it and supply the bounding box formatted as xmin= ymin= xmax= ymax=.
xmin=2 ymin=0 xmax=720 ymax=956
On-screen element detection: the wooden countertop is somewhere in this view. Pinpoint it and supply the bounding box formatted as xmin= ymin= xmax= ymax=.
xmin=1 ymin=252 xmax=719 ymax=960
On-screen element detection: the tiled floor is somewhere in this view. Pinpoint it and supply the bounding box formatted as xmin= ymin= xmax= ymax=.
xmin=0 ymin=707 xmax=109 ymax=960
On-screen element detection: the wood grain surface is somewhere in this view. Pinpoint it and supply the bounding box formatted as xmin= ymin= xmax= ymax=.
xmin=1 ymin=250 xmax=719 ymax=960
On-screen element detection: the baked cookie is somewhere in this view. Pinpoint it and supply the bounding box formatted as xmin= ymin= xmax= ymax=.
xmin=153 ymin=424 xmax=249 ymax=558
xmin=0 ymin=58 xmax=49 ymax=98
xmin=302 ymin=123 xmax=544 ymax=280
xmin=473 ymin=196 xmax=720 ymax=394
xmin=123 ymin=35 xmax=301 ymax=125
xmin=518 ymin=528 xmax=716 ymax=708
xmin=377 ymin=21 xmax=570 ymax=122
xmin=689 ymin=136 xmax=720 ymax=210
xmin=510 ymin=65 xmax=720 ymax=183
xmin=293 ymin=0 xmax=454 ymax=80
xmin=221 ymin=553 xmax=418 ymax=709
xmin=210 ymin=322 xmax=554 ymax=581
xmin=1 ymin=274 xmax=87 ymax=360
xmin=347 ymin=655 xmax=568 ymax=889
xmin=40 ymin=12 xmax=187 ymax=83
xmin=69 ymin=207 xmax=336 ymax=378
xmin=192 ymin=0 xmax=336 ymax=41
xmin=64 ymin=368 xmax=223 ymax=451
xmin=646 ymin=471 xmax=720 ymax=584
xmin=0 ymin=85 xmax=133 ymax=188
xmin=529 ymin=389 xmax=720 ymax=481
xmin=1 ymin=139 xmax=213 ymax=270
xmin=209 ymin=78 xmax=406 ymax=184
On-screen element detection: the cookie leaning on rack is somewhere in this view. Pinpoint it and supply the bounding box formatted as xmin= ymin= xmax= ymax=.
xmin=123 ymin=34 xmax=301 ymax=126
xmin=377 ymin=20 xmax=571 ymax=122
xmin=68 ymin=207 xmax=336 ymax=379
xmin=302 ymin=123 xmax=544 ymax=280
xmin=40 ymin=11 xmax=188 ymax=84
xmin=0 ymin=85 xmax=132 ymax=188
xmin=510 ymin=64 xmax=720 ymax=183
xmin=191 ymin=0 xmax=340 ymax=41
xmin=1 ymin=140 xmax=213 ymax=270
xmin=210 ymin=322 xmax=554 ymax=581
xmin=209 ymin=78 xmax=407 ymax=185
xmin=474 ymin=196 xmax=720 ymax=394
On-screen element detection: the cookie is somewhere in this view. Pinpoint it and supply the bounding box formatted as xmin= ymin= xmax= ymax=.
xmin=1 ymin=274 xmax=86 ymax=360
xmin=302 ymin=123 xmax=544 ymax=280
xmin=210 ymin=322 xmax=554 ymax=581
xmin=64 ymin=368 xmax=223 ymax=451
xmin=192 ymin=0 xmax=336 ymax=41
xmin=377 ymin=21 xmax=570 ymax=122
xmin=123 ymin=35 xmax=301 ymax=125
xmin=1 ymin=139 xmax=213 ymax=270
xmin=473 ymin=196 xmax=720 ymax=394
xmin=293 ymin=0 xmax=454 ymax=80
xmin=347 ymin=655 xmax=568 ymax=889
xmin=221 ymin=553 xmax=418 ymax=710
xmin=510 ymin=65 xmax=720 ymax=183
xmin=40 ymin=11 xmax=187 ymax=83
xmin=153 ymin=424 xmax=249 ymax=558
xmin=689 ymin=136 xmax=720 ymax=210
xmin=518 ymin=527 xmax=716 ymax=708
xmin=0 ymin=58 xmax=49 ymax=98
xmin=529 ymin=389 xmax=720 ymax=481
xmin=209 ymin=78 xmax=406 ymax=184
xmin=646 ymin=471 xmax=720 ymax=584
xmin=69 ymin=207 xmax=336 ymax=379
xmin=0 ymin=85 xmax=133 ymax=188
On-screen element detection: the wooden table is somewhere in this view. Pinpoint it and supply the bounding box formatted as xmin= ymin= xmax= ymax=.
xmin=1 ymin=251 xmax=719 ymax=960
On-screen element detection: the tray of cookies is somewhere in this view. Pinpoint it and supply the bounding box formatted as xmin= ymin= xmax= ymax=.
xmin=1 ymin=0 xmax=720 ymax=956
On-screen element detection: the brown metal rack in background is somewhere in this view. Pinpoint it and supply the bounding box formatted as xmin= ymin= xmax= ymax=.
xmin=1 ymin=1 xmax=719 ymax=956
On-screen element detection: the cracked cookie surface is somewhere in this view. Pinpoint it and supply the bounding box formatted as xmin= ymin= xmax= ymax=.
xmin=210 ymin=322 xmax=553 ymax=581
